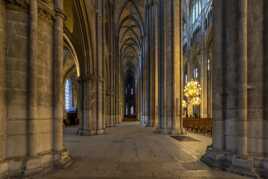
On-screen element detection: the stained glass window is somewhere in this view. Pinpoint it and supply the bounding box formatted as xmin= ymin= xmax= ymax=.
xmin=65 ymin=79 xmax=74 ymax=112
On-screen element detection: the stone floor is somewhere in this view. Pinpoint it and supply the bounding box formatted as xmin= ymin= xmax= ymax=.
xmin=42 ymin=122 xmax=250 ymax=179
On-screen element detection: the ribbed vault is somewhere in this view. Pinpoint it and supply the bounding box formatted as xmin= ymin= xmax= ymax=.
xmin=117 ymin=0 xmax=145 ymax=80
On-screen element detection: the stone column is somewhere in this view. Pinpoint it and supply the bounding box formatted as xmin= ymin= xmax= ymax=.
xmin=149 ymin=2 xmax=154 ymax=127
xmin=0 ymin=1 xmax=7 ymax=177
xmin=53 ymin=0 xmax=65 ymax=153
xmin=4 ymin=1 xmax=31 ymax=174
xmin=53 ymin=0 xmax=71 ymax=167
xmin=246 ymin=0 xmax=264 ymax=159
xmin=103 ymin=81 xmax=106 ymax=129
xmin=263 ymin=0 xmax=268 ymax=167
xmin=95 ymin=0 xmax=105 ymax=134
xmin=111 ymin=22 xmax=116 ymax=127
xmin=77 ymin=78 xmax=95 ymax=135
xmin=171 ymin=0 xmax=183 ymax=134
xmin=201 ymin=48 xmax=208 ymax=118
xmin=158 ymin=0 xmax=183 ymax=135
xmin=157 ymin=0 xmax=167 ymax=132
xmin=144 ymin=4 xmax=151 ymax=127
xmin=153 ymin=2 xmax=159 ymax=128
xmin=210 ymin=0 xmax=225 ymax=151
xmin=202 ymin=0 xmax=267 ymax=177
xmin=110 ymin=91 xmax=115 ymax=127
xmin=111 ymin=61 xmax=115 ymax=126
xmin=2 ymin=0 xmax=70 ymax=175
xmin=114 ymin=31 xmax=120 ymax=125
xmin=262 ymin=3 xmax=268 ymax=178
xmin=148 ymin=1 xmax=159 ymax=128
xmin=136 ymin=70 xmax=139 ymax=120
xmin=117 ymin=76 xmax=123 ymax=123
xmin=106 ymin=90 xmax=111 ymax=128
xmin=28 ymin=0 xmax=38 ymax=157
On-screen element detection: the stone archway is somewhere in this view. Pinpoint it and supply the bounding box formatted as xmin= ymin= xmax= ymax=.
xmin=62 ymin=35 xmax=81 ymax=128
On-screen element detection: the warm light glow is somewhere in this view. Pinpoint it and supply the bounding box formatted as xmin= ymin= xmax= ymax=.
xmin=182 ymin=100 xmax=187 ymax=108
xmin=183 ymin=80 xmax=202 ymax=106
xmin=191 ymin=96 xmax=201 ymax=106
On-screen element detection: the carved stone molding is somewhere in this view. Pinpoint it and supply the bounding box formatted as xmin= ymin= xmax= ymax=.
xmin=54 ymin=7 xmax=66 ymax=19
xmin=5 ymin=0 xmax=29 ymax=10
xmin=38 ymin=0 xmax=54 ymax=22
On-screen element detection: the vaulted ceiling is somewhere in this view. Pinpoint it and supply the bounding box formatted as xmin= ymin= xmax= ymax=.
xmin=116 ymin=0 xmax=145 ymax=80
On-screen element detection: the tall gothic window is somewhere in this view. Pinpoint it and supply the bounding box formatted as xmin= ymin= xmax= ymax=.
xmin=65 ymin=79 xmax=73 ymax=112
xmin=125 ymin=106 xmax=128 ymax=116
xmin=185 ymin=74 xmax=188 ymax=83
xmin=191 ymin=0 xmax=202 ymax=26
xmin=130 ymin=106 xmax=134 ymax=115
xmin=193 ymin=68 xmax=199 ymax=79
xmin=208 ymin=59 xmax=211 ymax=71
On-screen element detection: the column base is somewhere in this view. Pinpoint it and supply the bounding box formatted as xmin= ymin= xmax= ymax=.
xmin=169 ymin=128 xmax=185 ymax=135
xmin=201 ymin=148 xmax=267 ymax=178
xmin=155 ymin=128 xmax=169 ymax=135
xmin=140 ymin=116 xmax=150 ymax=127
xmin=54 ymin=149 xmax=73 ymax=169
xmin=77 ymin=128 xmax=96 ymax=136
xmin=96 ymin=129 xmax=105 ymax=135
xmin=155 ymin=128 xmax=184 ymax=135
xmin=0 ymin=161 xmax=8 ymax=179
xmin=6 ymin=149 xmax=72 ymax=178
xmin=114 ymin=115 xmax=119 ymax=125
xmin=77 ymin=128 xmax=105 ymax=135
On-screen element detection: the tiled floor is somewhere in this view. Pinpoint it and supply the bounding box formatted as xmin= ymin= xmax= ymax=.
xmin=43 ymin=122 xmax=250 ymax=179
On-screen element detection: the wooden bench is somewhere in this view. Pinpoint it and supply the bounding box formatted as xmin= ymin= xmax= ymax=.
xmin=183 ymin=118 xmax=212 ymax=136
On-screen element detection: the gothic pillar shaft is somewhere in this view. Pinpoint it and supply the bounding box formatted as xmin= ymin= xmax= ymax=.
xmin=148 ymin=2 xmax=159 ymax=128
xmin=53 ymin=0 xmax=64 ymax=152
xmin=0 ymin=0 xmax=6 ymax=173
xmin=211 ymin=0 xmax=225 ymax=150
xmin=28 ymin=0 xmax=38 ymax=156
xmin=203 ymin=0 xmax=267 ymax=176
xmin=149 ymin=4 xmax=155 ymax=127
xmin=158 ymin=0 xmax=166 ymax=131
xmin=239 ymin=0 xmax=248 ymax=157
xmin=158 ymin=0 xmax=183 ymax=134
xmin=201 ymin=49 xmax=208 ymax=118
xmin=144 ymin=5 xmax=151 ymax=127
xmin=154 ymin=3 xmax=159 ymax=128
xmin=78 ymin=79 xmax=96 ymax=135
xmin=96 ymin=0 xmax=104 ymax=134
xmin=171 ymin=0 xmax=183 ymax=134
xmin=263 ymin=0 xmax=268 ymax=159
xmin=246 ymin=0 xmax=264 ymax=157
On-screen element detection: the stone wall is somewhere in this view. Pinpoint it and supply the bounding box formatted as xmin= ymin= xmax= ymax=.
xmin=0 ymin=0 xmax=70 ymax=177
xmin=202 ymin=0 xmax=268 ymax=177
xmin=0 ymin=0 xmax=7 ymax=176
xmin=154 ymin=0 xmax=183 ymax=134
xmin=5 ymin=0 xmax=31 ymax=171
